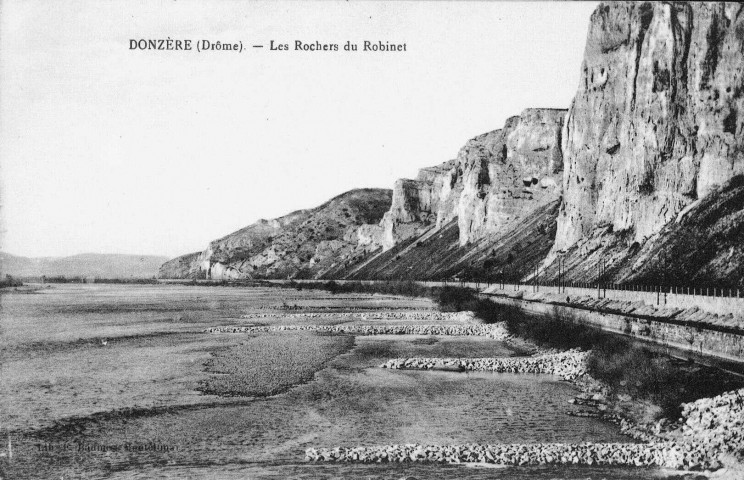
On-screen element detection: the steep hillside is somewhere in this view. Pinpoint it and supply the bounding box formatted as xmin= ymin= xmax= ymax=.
xmin=161 ymin=1 xmax=743 ymax=287
xmin=548 ymin=2 xmax=744 ymax=255
xmin=346 ymin=1 xmax=743 ymax=285
xmin=158 ymin=252 xmax=201 ymax=279
xmin=1 ymin=253 xmax=168 ymax=279
xmin=161 ymin=189 xmax=392 ymax=279
xmin=537 ymin=1 xmax=744 ymax=286
xmin=625 ymin=175 xmax=744 ymax=288
xmin=380 ymin=108 xmax=566 ymax=250
xmin=539 ymin=175 xmax=744 ymax=288
xmin=339 ymin=201 xmax=559 ymax=281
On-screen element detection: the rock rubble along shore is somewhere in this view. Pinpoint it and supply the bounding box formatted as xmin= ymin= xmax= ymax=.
xmin=678 ymin=388 xmax=744 ymax=460
xmin=305 ymin=441 xmax=716 ymax=470
xmin=380 ymin=349 xmax=588 ymax=380
xmin=253 ymin=305 xmax=434 ymax=311
xmin=239 ymin=311 xmax=477 ymax=322
xmin=206 ymin=323 xmax=509 ymax=339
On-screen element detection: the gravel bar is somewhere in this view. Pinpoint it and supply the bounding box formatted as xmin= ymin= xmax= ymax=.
xmin=305 ymin=441 xmax=718 ymax=469
xmin=206 ymin=323 xmax=509 ymax=339
xmin=239 ymin=311 xmax=477 ymax=321
xmin=380 ymin=349 xmax=588 ymax=380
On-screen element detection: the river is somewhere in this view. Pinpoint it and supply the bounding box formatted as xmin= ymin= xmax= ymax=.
xmin=0 ymin=284 xmax=695 ymax=479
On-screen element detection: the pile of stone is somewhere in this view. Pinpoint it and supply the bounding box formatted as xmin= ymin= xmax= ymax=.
xmin=678 ymin=387 xmax=744 ymax=458
xmin=206 ymin=322 xmax=508 ymax=339
xmin=380 ymin=349 xmax=588 ymax=380
xmin=239 ymin=311 xmax=477 ymax=322
xmin=305 ymin=442 xmax=715 ymax=469
xmin=253 ymin=305 xmax=434 ymax=311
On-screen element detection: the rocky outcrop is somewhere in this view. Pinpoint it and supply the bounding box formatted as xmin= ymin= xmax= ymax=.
xmin=162 ymin=2 xmax=743 ymax=288
xmin=344 ymin=201 xmax=558 ymax=282
xmin=161 ymin=189 xmax=392 ymax=280
xmin=554 ymin=2 xmax=744 ymax=253
xmin=158 ymin=252 xmax=201 ymax=279
xmin=380 ymin=161 xmax=458 ymax=250
xmin=369 ymin=1 xmax=743 ymax=285
xmin=380 ymin=109 xmax=566 ymax=250
xmin=457 ymin=108 xmax=565 ymax=245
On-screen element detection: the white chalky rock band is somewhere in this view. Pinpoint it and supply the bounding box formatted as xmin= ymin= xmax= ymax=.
xmin=379 ymin=349 xmax=588 ymax=380
xmin=305 ymin=442 xmax=717 ymax=470
xmin=207 ymin=322 xmax=508 ymax=339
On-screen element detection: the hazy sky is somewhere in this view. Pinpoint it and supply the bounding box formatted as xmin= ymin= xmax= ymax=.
xmin=1 ymin=1 xmax=598 ymax=259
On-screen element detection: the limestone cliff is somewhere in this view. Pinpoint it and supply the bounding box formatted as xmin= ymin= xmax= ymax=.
xmin=161 ymin=1 xmax=743 ymax=287
xmin=380 ymin=161 xmax=458 ymax=250
xmin=554 ymin=1 xmax=744 ymax=253
xmin=380 ymin=108 xmax=566 ymax=250
xmin=160 ymin=189 xmax=392 ymax=280
xmin=457 ymin=109 xmax=565 ymax=245
xmin=348 ymin=1 xmax=744 ymax=285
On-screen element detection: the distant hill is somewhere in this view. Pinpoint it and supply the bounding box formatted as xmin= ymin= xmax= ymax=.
xmin=0 ymin=252 xmax=169 ymax=279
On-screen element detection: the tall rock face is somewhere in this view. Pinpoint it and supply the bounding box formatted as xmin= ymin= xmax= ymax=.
xmin=380 ymin=108 xmax=566 ymax=250
xmin=162 ymin=1 xmax=744 ymax=286
xmin=457 ymin=109 xmax=565 ymax=245
xmin=380 ymin=161 xmax=458 ymax=250
xmin=554 ymin=1 xmax=744 ymax=253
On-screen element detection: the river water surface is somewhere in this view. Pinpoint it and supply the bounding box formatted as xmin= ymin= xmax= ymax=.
xmin=0 ymin=285 xmax=699 ymax=479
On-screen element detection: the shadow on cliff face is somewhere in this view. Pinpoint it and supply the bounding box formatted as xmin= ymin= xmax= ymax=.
xmin=539 ymin=176 xmax=744 ymax=289
xmin=627 ymin=175 xmax=744 ymax=289
xmin=340 ymin=200 xmax=559 ymax=282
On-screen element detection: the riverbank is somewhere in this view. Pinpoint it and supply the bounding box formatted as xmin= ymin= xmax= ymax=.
xmin=305 ymin=441 xmax=710 ymax=469
xmin=313 ymin=345 xmax=744 ymax=471
xmin=380 ymin=349 xmax=588 ymax=380
xmin=263 ymin=281 xmax=744 ymax=421
xmin=206 ymin=322 xmax=509 ymax=338
xmin=248 ymin=290 xmax=740 ymax=472
xmin=8 ymin=284 xmax=650 ymax=479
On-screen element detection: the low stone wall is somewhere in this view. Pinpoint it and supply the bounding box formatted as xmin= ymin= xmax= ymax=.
xmin=380 ymin=350 xmax=588 ymax=380
xmin=484 ymin=295 xmax=744 ymax=363
xmin=305 ymin=442 xmax=715 ymax=469
xmin=206 ymin=323 xmax=509 ymax=339
xmin=483 ymin=288 xmax=743 ymax=334
xmin=276 ymin=280 xmax=744 ymax=317
xmin=479 ymin=283 xmax=744 ymax=317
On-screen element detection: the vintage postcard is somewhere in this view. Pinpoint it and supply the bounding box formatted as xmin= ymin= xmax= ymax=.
xmin=1 ymin=1 xmax=743 ymax=479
